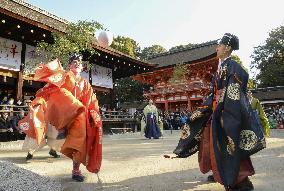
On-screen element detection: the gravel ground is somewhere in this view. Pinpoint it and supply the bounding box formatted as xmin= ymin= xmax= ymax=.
xmin=0 ymin=161 xmax=61 ymax=191
xmin=0 ymin=130 xmax=284 ymax=191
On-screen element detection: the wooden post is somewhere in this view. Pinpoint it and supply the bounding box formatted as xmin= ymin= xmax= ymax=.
xmin=16 ymin=71 xmax=23 ymax=101
xmin=16 ymin=43 xmax=26 ymax=101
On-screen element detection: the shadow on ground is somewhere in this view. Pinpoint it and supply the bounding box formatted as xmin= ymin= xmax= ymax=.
xmin=56 ymin=168 xmax=216 ymax=191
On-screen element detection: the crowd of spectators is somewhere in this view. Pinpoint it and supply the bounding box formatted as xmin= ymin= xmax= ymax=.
xmin=161 ymin=104 xmax=284 ymax=131
xmin=162 ymin=110 xmax=191 ymax=130
xmin=264 ymin=105 xmax=284 ymax=129
xmin=0 ymin=96 xmax=31 ymax=142
xmin=133 ymin=109 xmax=192 ymax=131
xmin=136 ymin=104 xmax=284 ymax=132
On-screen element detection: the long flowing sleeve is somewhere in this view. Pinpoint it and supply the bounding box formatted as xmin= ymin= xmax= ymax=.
xmin=143 ymin=105 xmax=149 ymax=117
xmin=81 ymin=81 xmax=102 ymax=173
xmin=153 ymin=106 xmax=159 ymax=120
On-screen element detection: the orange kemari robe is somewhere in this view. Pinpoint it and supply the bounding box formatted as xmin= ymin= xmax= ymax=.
xmin=19 ymin=59 xmax=102 ymax=173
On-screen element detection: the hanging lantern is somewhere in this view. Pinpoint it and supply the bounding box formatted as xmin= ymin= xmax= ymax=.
xmin=97 ymin=31 xmax=113 ymax=47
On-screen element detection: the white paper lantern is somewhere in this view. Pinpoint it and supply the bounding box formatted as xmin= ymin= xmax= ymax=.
xmin=97 ymin=31 xmax=113 ymax=47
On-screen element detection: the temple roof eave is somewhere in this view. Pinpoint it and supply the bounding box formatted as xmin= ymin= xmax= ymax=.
xmin=0 ymin=0 xmax=68 ymax=33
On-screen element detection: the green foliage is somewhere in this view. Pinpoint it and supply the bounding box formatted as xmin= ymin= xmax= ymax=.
xmin=169 ymin=63 xmax=188 ymax=84
xmin=110 ymin=35 xmax=140 ymax=58
xmin=24 ymin=20 xmax=103 ymax=73
xmin=169 ymin=43 xmax=196 ymax=52
xmin=139 ymin=44 xmax=167 ymax=60
xmin=251 ymin=25 xmax=284 ymax=87
xmin=114 ymin=77 xmax=151 ymax=103
xmin=110 ymin=36 xmax=154 ymax=104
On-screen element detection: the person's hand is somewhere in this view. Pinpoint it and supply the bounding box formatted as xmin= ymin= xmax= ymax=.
xmin=8 ymin=128 xmax=13 ymax=132
xmin=190 ymin=111 xmax=202 ymax=121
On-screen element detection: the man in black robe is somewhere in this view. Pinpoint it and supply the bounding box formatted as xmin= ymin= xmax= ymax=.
xmin=175 ymin=33 xmax=256 ymax=191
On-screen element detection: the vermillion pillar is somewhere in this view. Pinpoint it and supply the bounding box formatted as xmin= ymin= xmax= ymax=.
xmin=164 ymin=97 xmax=168 ymax=111
xmin=187 ymin=93 xmax=192 ymax=111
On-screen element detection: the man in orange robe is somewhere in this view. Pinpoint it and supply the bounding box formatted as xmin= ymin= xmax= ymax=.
xmin=19 ymin=54 xmax=102 ymax=182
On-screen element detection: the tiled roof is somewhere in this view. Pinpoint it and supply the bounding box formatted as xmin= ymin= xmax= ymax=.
xmin=0 ymin=0 xmax=68 ymax=32
xmin=252 ymin=86 xmax=284 ymax=101
xmin=92 ymin=43 xmax=156 ymax=68
xmin=147 ymin=40 xmax=218 ymax=67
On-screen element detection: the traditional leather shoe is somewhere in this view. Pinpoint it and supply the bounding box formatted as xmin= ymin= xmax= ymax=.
xmin=207 ymin=175 xmax=216 ymax=182
xmin=49 ymin=149 xmax=60 ymax=158
xmin=72 ymin=174 xmax=85 ymax=182
xmin=225 ymin=178 xmax=254 ymax=191
xmin=26 ymin=153 xmax=33 ymax=161
xmin=234 ymin=178 xmax=254 ymax=191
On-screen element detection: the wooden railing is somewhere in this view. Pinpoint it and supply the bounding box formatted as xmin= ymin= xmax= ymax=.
xmin=0 ymin=104 xmax=29 ymax=114
xmin=101 ymin=111 xmax=138 ymax=134
xmin=0 ymin=105 xmax=139 ymax=134
xmin=0 ymin=105 xmax=135 ymax=119
xmin=102 ymin=111 xmax=134 ymax=119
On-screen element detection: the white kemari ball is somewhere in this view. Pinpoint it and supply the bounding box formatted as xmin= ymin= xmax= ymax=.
xmin=97 ymin=31 xmax=113 ymax=47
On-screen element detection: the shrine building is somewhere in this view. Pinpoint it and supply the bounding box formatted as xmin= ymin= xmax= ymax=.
xmin=133 ymin=41 xmax=219 ymax=112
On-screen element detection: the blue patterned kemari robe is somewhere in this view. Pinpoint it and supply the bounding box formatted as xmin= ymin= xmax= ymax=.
xmin=174 ymin=57 xmax=259 ymax=188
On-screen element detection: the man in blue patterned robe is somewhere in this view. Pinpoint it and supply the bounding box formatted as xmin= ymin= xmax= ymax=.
xmin=175 ymin=33 xmax=256 ymax=191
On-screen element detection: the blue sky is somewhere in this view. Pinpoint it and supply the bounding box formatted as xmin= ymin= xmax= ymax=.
xmin=26 ymin=0 xmax=284 ymax=72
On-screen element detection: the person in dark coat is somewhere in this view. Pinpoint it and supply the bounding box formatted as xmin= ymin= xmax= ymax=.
xmin=175 ymin=33 xmax=256 ymax=191
xmin=10 ymin=109 xmax=26 ymax=140
xmin=196 ymin=33 xmax=254 ymax=191
xmin=0 ymin=111 xmax=13 ymax=142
